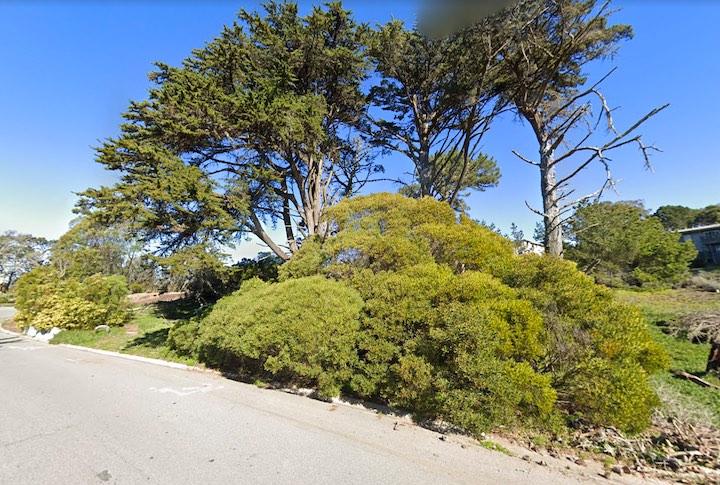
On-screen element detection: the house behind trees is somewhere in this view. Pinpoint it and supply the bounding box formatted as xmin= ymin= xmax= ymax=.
xmin=679 ymin=224 xmax=720 ymax=265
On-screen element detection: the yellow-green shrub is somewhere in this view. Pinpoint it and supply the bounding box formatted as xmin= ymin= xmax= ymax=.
xmin=15 ymin=266 xmax=130 ymax=330
xmin=500 ymin=255 xmax=667 ymax=430
xmin=345 ymin=263 xmax=556 ymax=430
xmin=195 ymin=277 xmax=364 ymax=398
xmin=276 ymin=194 xmax=667 ymax=433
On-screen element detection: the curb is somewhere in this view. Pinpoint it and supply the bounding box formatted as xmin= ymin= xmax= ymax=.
xmin=56 ymin=344 xmax=217 ymax=375
xmin=58 ymin=344 xmax=191 ymax=369
xmin=1 ymin=321 xmax=214 ymax=376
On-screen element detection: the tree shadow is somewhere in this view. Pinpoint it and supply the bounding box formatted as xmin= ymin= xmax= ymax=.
xmin=152 ymin=299 xmax=202 ymax=321
xmin=0 ymin=335 xmax=23 ymax=346
xmin=125 ymin=328 xmax=170 ymax=350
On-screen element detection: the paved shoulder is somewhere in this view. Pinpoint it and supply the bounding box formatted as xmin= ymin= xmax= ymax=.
xmin=0 ymin=328 xmax=629 ymax=485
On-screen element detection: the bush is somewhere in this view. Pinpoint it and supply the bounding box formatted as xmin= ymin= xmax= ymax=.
xmin=167 ymin=318 xmax=202 ymax=355
xmin=15 ymin=267 xmax=130 ymax=331
xmin=298 ymin=194 xmax=666 ymax=432
xmin=346 ymin=263 xmax=556 ymax=432
xmin=195 ymin=277 xmax=364 ymax=398
xmin=501 ymin=255 xmax=667 ymax=430
xmin=184 ymin=194 xmax=667 ymax=434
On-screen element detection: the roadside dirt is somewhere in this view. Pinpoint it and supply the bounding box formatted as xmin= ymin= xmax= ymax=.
xmin=0 ymin=318 xmax=20 ymax=333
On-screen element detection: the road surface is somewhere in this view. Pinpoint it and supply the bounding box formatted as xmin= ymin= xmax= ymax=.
xmin=0 ymin=306 xmax=17 ymax=321
xmin=0 ymin=326 xmax=631 ymax=485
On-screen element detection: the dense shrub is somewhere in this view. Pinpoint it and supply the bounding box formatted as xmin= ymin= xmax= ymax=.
xmin=15 ymin=266 xmax=130 ymax=331
xmin=280 ymin=194 xmax=666 ymax=430
xmin=346 ymin=264 xmax=556 ymax=432
xmin=192 ymin=277 xmax=364 ymax=398
xmin=183 ymin=194 xmax=666 ymax=433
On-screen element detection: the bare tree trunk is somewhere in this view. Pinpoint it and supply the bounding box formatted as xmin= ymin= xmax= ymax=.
xmin=540 ymin=139 xmax=563 ymax=257
xmin=281 ymin=179 xmax=298 ymax=254
xmin=417 ymin=138 xmax=432 ymax=197
xmin=707 ymin=340 xmax=720 ymax=373
xmin=248 ymin=211 xmax=289 ymax=261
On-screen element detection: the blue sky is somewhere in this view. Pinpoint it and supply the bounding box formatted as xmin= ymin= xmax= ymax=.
xmin=1 ymin=1 xmax=718 ymax=259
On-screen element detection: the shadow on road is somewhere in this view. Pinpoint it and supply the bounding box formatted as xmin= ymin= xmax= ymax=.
xmin=0 ymin=335 xmax=24 ymax=346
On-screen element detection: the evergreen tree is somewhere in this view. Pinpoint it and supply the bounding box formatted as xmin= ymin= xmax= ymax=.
xmin=79 ymin=2 xmax=375 ymax=261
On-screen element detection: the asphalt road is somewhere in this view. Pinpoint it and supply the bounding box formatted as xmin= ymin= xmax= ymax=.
xmin=0 ymin=327 xmax=603 ymax=485
xmin=0 ymin=306 xmax=17 ymax=321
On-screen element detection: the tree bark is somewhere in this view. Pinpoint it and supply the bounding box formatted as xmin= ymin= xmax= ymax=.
xmin=540 ymin=139 xmax=563 ymax=257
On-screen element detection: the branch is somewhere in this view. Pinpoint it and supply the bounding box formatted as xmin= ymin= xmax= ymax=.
xmin=513 ymin=150 xmax=539 ymax=166
xmin=524 ymin=200 xmax=545 ymax=217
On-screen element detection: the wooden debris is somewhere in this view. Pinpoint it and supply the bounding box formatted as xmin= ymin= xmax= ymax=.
xmin=673 ymin=370 xmax=720 ymax=390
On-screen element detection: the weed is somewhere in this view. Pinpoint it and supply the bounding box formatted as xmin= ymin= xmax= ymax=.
xmin=479 ymin=440 xmax=512 ymax=455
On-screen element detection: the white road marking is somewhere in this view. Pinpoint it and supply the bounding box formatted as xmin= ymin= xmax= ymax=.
xmin=6 ymin=345 xmax=44 ymax=351
xmin=149 ymin=384 xmax=224 ymax=396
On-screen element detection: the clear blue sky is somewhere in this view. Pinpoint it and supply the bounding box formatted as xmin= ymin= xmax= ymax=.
xmin=1 ymin=1 xmax=718 ymax=258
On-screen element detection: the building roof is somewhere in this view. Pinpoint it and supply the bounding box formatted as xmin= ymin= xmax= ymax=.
xmin=678 ymin=223 xmax=720 ymax=234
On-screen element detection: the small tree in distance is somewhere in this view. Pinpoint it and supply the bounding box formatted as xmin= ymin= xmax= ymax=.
xmin=565 ymin=201 xmax=697 ymax=287
xmin=0 ymin=231 xmax=52 ymax=293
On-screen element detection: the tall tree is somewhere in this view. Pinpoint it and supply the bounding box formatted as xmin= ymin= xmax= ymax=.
xmin=52 ymin=218 xmax=154 ymax=290
xmin=498 ymin=0 xmax=668 ymax=256
xmin=79 ymin=2 xmax=374 ymax=261
xmin=0 ymin=231 xmax=52 ymax=293
xmin=653 ymin=205 xmax=700 ymax=231
xmin=367 ymin=18 xmax=506 ymax=209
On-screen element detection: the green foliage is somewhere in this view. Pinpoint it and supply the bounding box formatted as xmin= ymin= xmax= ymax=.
xmin=78 ymin=1 xmax=374 ymax=261
xmin=281 ymin=192 xmax=514 ymax=280
xmin=654 ymin=204 xmax=720 ymax=230
xmin=194 ymin=277 xmax=364 ymax=399
xmin=50 ymin=301 xmax=198 ymax=365
xmin=264 ymin=194 xmax=666 ymax=433
xmin=157 ymin=246 xmax=236 ymax=303
xmin=396 ymin=151 xmax=501 ymax=208
xmin=566 ymin=202 xmax=697 ymax=288
xmin=616 ymin=289 xmax=720 ymax=427
xmin=368 ymin=19 xmax=505 ymax=208
xmin=231 ymin=254 xmax=283 ymax=283
xmin=52 ymin=217 xmax=156 ymax=291
xmin=15 ymin=267 xmax=130 ymax=331
xmin=167 ymin=318 xmax=202 ymax=356
xmin=0 ymin=230 xmax=52 ymax=292
xmin=567 ymin=359 xmax=659 ymax=433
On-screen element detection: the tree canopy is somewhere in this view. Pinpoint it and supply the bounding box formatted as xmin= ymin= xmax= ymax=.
xmin=565 ymin=201 xmax=697 ymax=287
xmin=0 ymin=231 xmax=52 ymax=293
xmin=367 ymin=17 xmax=507 ymax=210
xmin=79 ymin=1 xmax=375 ymax=261
xmin=654 ymin=204 xmax=720 ymax=231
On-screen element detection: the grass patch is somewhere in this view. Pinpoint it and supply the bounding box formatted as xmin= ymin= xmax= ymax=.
xmin=616 ymin=289 xmax=720 ymax=427
xmin=479 ymin=440 xmax=512 ymax=455
xmin=50 ymin=299 xmax=200 ymax=366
